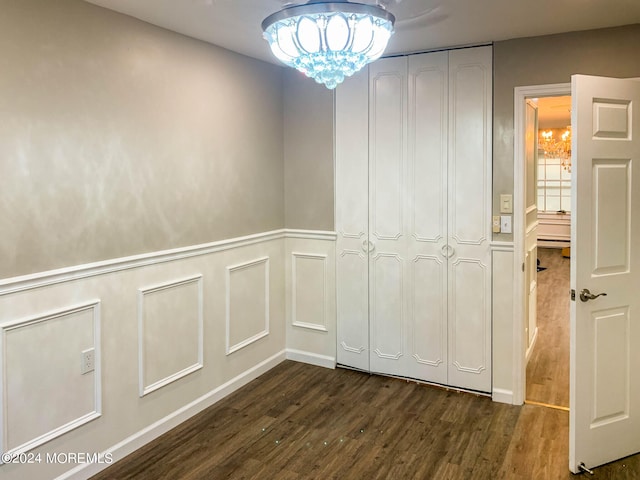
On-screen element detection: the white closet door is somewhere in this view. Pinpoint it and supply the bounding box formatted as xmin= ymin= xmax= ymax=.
xmin=336 ymin=47 xmax=493 ymax=393
xmin=368 ymin=56 xmax=408 ymax=377
xmin=335 ymin=69 xmax=370 ymax=371
xmin=405 ymin=51 xmax=449 ymax=384
xmin=446 ymin=46 xmax=492 ymax=392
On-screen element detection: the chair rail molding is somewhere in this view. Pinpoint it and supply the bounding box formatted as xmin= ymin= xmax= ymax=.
xmin=0 ymin=229 xmax=337 ymax=296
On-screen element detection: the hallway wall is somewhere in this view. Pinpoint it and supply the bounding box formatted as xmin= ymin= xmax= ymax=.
xmin=493 ymin=23 xmax=640 ymax=242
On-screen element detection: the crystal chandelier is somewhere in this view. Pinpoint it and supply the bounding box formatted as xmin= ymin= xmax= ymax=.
xmin=539 ymin=126 xmax=572 ymax=172
xmin=262 ymin=1 xmax=395 ymax=89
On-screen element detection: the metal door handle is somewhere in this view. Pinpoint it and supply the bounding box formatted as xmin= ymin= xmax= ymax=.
xmin=579 ymin=288 xmax=607 ymax=302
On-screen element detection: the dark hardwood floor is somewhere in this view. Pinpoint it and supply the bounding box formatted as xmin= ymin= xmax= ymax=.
xmin=91 ymin=360 xmax=640 ymax=479
xmin=526 ymin=247 xmax=571 ymax=408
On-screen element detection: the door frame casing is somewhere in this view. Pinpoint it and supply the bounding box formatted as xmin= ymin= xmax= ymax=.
xmin=512 ymin=83 xmax=570 ymax=405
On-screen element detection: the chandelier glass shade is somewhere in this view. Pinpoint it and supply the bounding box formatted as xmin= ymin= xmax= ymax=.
xmin=539 ymin=126 xmax=572 ymax=172
xmin=262 ymin=1 xmax=395 ymax=89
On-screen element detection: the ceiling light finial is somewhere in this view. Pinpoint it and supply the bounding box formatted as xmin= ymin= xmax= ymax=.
xmin=262 ymin=1 xmax=395 ymax=89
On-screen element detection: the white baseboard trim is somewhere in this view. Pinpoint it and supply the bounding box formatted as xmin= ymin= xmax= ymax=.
xmin=492 ymin=388 xmax=515 ymax=405
xmin=57 ymin=349 xmax=287 ymax=480
xmin=286 ymin=349 xmax=335 ymax=369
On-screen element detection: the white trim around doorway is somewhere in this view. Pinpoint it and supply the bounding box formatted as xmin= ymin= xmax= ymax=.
xmin=512 ymin=83 xmax=570 ymax=405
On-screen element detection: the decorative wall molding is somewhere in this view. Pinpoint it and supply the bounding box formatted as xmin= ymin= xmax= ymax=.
xmin=525 ymin=326 xmax=539 ymax=363
xmin=525 ymin=220 xmax=540 ymax=236
xmin=226 ymin=257 xmax=270 ymax=355
xmin=137 ymin=275 xmax=204 ymax=397
xmin=0 ymin=301 xmax=101 ymax=457
xmin=1 ymin=230 xmax=337 ymax=479
xmin=0 ymin=229 xmax=336 ymax=297
xmin=291 ymin=252 xmax=329 ymax=332
xmin=490 ymin=241 xmax=515 ymax=252
xmin=284 ymin=230 xmax=337 ymax=241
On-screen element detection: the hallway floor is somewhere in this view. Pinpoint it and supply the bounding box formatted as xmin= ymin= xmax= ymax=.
xmin=526 ymin=247 xmax=570 ymax=408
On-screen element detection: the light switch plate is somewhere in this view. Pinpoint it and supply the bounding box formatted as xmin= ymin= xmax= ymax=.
xmin=500 ymin=215 xmax=512 ymax=234
xmin=500 ymin=194 xmax=513 ymax=214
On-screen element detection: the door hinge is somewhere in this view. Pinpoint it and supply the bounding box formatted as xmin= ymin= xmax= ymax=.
xmin=570 ymin=289 xmax=576 ymax=301
xmin=522 ymin=262 xmax=525 ymax=272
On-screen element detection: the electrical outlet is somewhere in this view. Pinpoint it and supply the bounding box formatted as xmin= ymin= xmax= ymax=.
xmin=81 ymin=348 xmax=95 ymax=375
xmin=492 ymin=215 xmax=501 ymax=233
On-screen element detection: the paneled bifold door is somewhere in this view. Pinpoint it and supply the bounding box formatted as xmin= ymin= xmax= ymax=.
xmin=336 ymin=46 xmax=492 ymax=393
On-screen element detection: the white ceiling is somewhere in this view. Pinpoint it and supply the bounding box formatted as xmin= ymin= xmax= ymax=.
xmin=84 ymin=0 xmax=640 ymax=65
xmin=536 ymin=96 xmax=572 ymax=129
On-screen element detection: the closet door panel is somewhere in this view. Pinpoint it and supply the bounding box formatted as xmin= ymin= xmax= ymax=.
xmin=449 ymin=52 xmax=490 ymax=245
xmin=337 ymin=250 xmax=369 ymax=361
xmin=370 ymin=253 xmax=404 ymax=375
xmin=409 ymin=53 xmax=448 ymax=243
xmin=336 ymin=69 xmax=370 ymax=371
xmin=369 ymin=57 xmax=409 ymax=377
xmin=406 ymin=52 xmax=449 ymax=384
xmin=411 ymin=255 xmax=447 ymax=379
xmin=370 ymin=62 xmax=405 ymax=242
xmin=449 ymin=258 xmax=490 ymax=390
xmin=447 ymin=46 xmax=492 ymax=392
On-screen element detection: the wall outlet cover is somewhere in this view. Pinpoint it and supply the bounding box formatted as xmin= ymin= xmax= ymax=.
xmin=81 ymin=348 xmax=95 ymax=375
xmin=500 ymin=215 xmax=512 ymax=234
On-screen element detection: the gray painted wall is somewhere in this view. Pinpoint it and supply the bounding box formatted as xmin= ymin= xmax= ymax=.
xmin=3 ymin=1 xmax=638 ymax=279
xmin=493 ymin=23 xmax=640 ymax=240
xmin=0 ymin=0 xmax=284 ymax=278
xmin=284 ymin=70 xmax=334 ymax=231
xmin=281 ymin=24 xmax=640 ymax=239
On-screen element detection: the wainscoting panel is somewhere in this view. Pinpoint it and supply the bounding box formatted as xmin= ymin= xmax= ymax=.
xmin=285 ymin=234 xmax=337 ymax=368
xmin=0 ymin=229 xmax=300 ymax=480
xmin=225 ymin=257 xmax=270 ymax=355
xmin=491 ymin=243 xmax=516 ymax=404
xmin=291 ymin=253 xmax=328 ymax=332
xmin=1 ymin=301 xmax=101 ymax=455
xmin=138 ymin=275 xmax=203 ymax=396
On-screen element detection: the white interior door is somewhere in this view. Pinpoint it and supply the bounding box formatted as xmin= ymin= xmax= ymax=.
xmin=570 ymin=74 xmax=640 ymax=472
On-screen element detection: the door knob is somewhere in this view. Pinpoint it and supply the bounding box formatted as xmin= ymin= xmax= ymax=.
xmin=579 ymin=288 xmax=607 ymax=302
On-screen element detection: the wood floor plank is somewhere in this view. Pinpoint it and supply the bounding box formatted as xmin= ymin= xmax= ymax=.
xmin=527 ymin=247 xmax=570 ymax=407
xmin=91 ymin=360 xmax=639 ymax=479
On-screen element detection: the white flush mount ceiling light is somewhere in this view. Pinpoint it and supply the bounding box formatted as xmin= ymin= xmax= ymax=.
xmin=262 ymin=0 xmax=395 ymax=89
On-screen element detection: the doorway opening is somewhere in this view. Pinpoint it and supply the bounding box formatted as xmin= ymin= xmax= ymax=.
xmin=513 ymin=82 xmax=570 ymax=407
xmin=525 ymin=95 xmax=572 ymax=410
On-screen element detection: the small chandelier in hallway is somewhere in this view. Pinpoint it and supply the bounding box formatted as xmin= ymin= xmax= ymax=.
xmin=262 ymin=0 xmax=395 ymax=89
xmin=539 ymin=126 xmax=572 ymax=172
